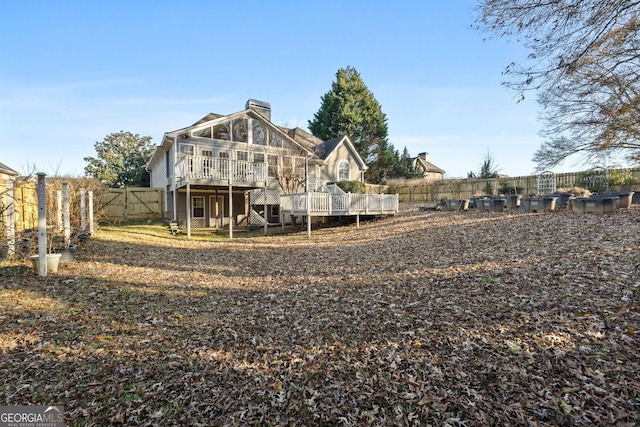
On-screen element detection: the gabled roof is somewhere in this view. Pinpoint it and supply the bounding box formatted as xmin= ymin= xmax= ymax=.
xmin=192 ymin=113 xmax=224 ymax=126
xmin=413 ymin=156 xmax=445 ymax=174
xmin=283 ymin=127 xmax=367 ymax=170
xmin=282 ymin=127 xmax=323 ymax=151
xmin=147 ymin=108 xmax=314 ymax=170
xmin=0 ymin=162 xmax=19 ymax=176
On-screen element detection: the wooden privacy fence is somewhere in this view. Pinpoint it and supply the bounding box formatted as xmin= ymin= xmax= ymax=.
xmin=389 ymin=168 xmax=640 ymax=203
xmin=101 ymin=187 xmax=164 ymax=220
xmin=2 ymin=180 xmax=164 ymax=238
xmin=0 ymin=179 xmax=38 ymax=233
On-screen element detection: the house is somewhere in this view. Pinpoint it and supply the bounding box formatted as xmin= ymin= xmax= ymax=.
xmin=0 ymin=162 xmax=19 ymax=182
xmin=412 ymin=152 xmax=445 ymax=181
xmin=146 ymin=99 xmax=379 ymax=233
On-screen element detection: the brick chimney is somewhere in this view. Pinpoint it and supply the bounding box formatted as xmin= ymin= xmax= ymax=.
xmin=418 ymin=152 xmax=429 ymax=161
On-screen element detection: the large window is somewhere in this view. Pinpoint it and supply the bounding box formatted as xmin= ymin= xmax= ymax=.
xmin=268 ymin=155 xmax=278 ymax=178
xmin=337 ymin=160 xmax=350 ymax=181
xmin=192 ymin=196 xmax=205 ymax=218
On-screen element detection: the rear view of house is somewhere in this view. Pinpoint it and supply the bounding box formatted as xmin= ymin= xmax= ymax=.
xmin=147 ymin=99 xmax=393 ymax=233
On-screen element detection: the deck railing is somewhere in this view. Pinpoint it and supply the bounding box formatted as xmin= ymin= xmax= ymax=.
xmin=176 ymin=155 xmax=267 ymax=184
xmin=280 ymin=192 xmax=399 ymax=216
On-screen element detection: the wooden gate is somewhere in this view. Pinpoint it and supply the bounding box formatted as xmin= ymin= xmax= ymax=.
xmin=102 ymin=188 xmax=163 ymax=220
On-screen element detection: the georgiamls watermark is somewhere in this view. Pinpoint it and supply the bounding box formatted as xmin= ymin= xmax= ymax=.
xmin=0 ymin=406 xmax=64 ymax=427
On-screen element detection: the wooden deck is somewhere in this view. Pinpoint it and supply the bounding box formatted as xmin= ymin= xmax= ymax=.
xmin=280 ymin=192 xmax=399 ymax=217
xmin=175 ymin=155 xmax=267 ymax=187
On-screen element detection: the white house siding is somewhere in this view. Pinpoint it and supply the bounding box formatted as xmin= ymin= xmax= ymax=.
xmin=321 ymin=144 xmax=362 ymax=183
xmin=149 ymin=151 xmax=168 ymax=189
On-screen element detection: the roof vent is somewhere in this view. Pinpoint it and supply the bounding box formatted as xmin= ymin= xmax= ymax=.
xmin=245 ymin=99 xmax=271 ymax=121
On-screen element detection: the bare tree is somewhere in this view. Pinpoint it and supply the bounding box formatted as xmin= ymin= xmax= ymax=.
xmin=476 ymin=0 xmax=640 ymax=169
xmin=273 ymin=154 xmax=306 ymax=228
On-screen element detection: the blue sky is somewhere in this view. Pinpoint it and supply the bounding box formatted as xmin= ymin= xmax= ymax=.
xmin=0 ymin=0 xmax=582 ymax=178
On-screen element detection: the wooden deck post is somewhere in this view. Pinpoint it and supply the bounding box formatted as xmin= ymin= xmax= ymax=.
xmin=186 ymin=182 xmax=191 ymax=239
xmin=307 ymin=192 xmax=312 ymax=237
xmin=228 ymin=184 xmax=233 ymax=239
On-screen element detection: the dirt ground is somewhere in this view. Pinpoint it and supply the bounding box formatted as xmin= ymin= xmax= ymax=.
xmin=1 ymin=204 xmax=639 ymax=426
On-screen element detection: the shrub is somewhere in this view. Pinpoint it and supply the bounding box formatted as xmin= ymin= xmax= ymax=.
xmin=497 ymin=180 xmax=524 ymax=195
xmin=329 ymin=181 xmax=366 ymax=194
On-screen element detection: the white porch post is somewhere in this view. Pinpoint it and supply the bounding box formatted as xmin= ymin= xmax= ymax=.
xmin=186 ymin=183 xmax=191 ymax=239
xmin=172 ymin=142 xmax=178 ymax=221
xmin=228 ymin=185 xmax=233 ymax=239
xmin=37 ymin=173 xmax=47 ymax=277
xmin=307 ymin=192 xmax=311 ymax=238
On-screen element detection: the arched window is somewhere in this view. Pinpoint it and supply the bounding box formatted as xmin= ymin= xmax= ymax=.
xmin=337 ymin=160 xmax=350 ymax=181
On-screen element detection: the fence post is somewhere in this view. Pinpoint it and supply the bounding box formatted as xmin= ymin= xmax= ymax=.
xmin=80 ymin=188 xmax=86 ymax=231
xmin=6 ymin=180 xmax=15 ymax=256
xmin=37 ymin=173 xmax=47 ymax=277
xmin=88 ymin=191 xmax=95 ymax=233
xmin=56 ymin=190 xmax=62 ymax=232
xmin=63 ymin=182 xmax=70 ymax=247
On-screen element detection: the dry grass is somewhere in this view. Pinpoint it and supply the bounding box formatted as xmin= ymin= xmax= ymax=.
xmin=1 ymin=203 xmax=639 ymax=426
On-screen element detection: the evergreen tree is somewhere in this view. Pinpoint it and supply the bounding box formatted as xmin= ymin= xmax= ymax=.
xmin=308 ymin=66 xmax=400 ymax=183
xmin=393 ymin=147 xmax=423 ymax=179
xmin=84 ymin=131 xmax=154 ymax=187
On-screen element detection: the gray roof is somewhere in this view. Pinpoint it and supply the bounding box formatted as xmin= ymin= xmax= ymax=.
xmin=283 ymin=128 xmax=342 ymax=161
xmin=0 ymin=162 xmax=19 ymax=176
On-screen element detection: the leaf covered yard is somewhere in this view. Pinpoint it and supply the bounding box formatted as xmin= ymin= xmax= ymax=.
xmin=1 ymin=205 xmax=639 ymax=426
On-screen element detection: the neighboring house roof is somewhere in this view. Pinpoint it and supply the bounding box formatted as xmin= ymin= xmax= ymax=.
xmin=0 ymin=162 xmax=19 ymax=176
xmin=413 ymin=156 xmax=445 ymax=175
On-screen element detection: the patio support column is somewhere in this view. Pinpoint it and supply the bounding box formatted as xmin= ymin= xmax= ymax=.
xmin=307 ymin=192 xmax=311 ymax=238
xmin=186 ymin=182 xmax=191 ymax=239
xmin=228 ymin=185 xmax=233 ymax=239
xmin=356 ymin=214 xmax=360 ymax=229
